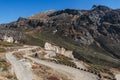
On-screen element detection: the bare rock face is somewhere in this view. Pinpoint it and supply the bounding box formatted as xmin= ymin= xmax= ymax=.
xmin=44 ymin=42 xmax=74 ymax=58
xmin=0 ymin=30 xmax=26 ymax=43
xmin=44 ymin=42 xmax=52 ymax=50
xmin=3 ymin=35 xmax=14 ymax=43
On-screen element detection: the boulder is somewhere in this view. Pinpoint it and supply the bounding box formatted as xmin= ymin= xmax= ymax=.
xmin=44 ymin=42 xmax=74 ymax=58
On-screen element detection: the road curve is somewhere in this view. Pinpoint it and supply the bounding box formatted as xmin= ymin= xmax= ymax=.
xmin=27 ymin=56 xmax=98 ymax=80
xmin=6 ymin=46 xmax=99 ymax=80
xmin=6 ymin=47 xmax=36 ymax=80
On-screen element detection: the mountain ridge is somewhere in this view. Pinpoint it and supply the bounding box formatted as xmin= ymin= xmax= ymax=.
xmin=0 ymin=5 xmax=120 ymax=69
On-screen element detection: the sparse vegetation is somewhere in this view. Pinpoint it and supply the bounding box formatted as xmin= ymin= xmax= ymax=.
xmin=32 ymin=63 xmax=69 ymax=80
xmin=26 ymin=30 xmax=120 ymax=70
xmin=25 ymin=34 xmax=45 ymax=47
xmin=88 ymin=64 xmax=114 ymax=78
xmin=0 ymin=41 xmax=19 ymax=47
xmin=53 ymin=54 xmax=76 ymax=67
xmin=0 ymin=58 xmax=10 ymax=66
xmin=0 ymin=48 xmax=6 ymax=52
xmin=0 ymin=4 xmax=119 ymax=80
xmin=88 ymin=64 xmax=108 ymax=73
xmin=47 ymin=76 xmax=59 ymax=80
xmin=0 ymin=5 xmax=119 ymax=79
xmin=0 ymin=58 xmax=17 ymax=80
xmin=13 ymin=52 xmax=25 ymax=59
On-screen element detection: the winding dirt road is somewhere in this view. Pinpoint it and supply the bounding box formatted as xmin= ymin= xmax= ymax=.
xmin=6 ymin=47 xmax=36 ymax=80
xmin=6 ymin=46 xmax=99 ymax=80
xmin=27 ymin=56 xmax=98 ymax=80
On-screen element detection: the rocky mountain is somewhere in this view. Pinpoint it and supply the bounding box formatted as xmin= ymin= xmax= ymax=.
xmin=0 ymin=5 xmax=120 ymax=69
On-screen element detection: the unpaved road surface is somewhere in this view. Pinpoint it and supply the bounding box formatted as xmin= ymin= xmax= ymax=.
xmin=6 ymin=47 xmax=36 ymax=80
xmin=27 ymin=56 xmax=98 ymax=80
xmin=6 ymin=46 xmax=99 ymax=80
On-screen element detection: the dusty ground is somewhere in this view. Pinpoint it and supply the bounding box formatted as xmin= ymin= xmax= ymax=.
xmin=27 ymin=56 xmax=98 ymax=80
xmin=32 ymin=62 xmax=71 ymax=80
xmin=4 ymin=45 xmax=119 ymax=80
xmin=0 ymin=49 xmax=17 ymax=80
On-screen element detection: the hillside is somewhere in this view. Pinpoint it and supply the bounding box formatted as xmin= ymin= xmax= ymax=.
xmin=0 ymin=5 xmax=120 ymax=71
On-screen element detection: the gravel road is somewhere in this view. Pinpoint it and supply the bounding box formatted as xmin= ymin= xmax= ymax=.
xmin=27 ymin=56 xmax=98 ymax=80
xmin=6 ymin=47 xmax=36 ymax=80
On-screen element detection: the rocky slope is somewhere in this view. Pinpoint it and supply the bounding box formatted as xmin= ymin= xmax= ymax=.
xmin=0 ymin=30 xmax=25 ymax=43
xmin=0 ymin=5 xmax=120 ymax=69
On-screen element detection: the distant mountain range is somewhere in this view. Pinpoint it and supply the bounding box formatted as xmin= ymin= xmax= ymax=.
xmin=0 ymin=5 xmax=120 ymax=69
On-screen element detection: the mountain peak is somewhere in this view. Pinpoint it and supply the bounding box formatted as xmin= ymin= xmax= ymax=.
xmin=92 ymin=5 xmax=111 ymax=11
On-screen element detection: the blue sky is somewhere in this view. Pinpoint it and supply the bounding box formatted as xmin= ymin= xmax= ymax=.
xmin=0 ymin=0 xmax=120 ymax=24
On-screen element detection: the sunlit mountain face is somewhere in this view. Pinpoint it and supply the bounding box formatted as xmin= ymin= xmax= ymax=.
xmin=0 ymin=5 xmax=120 ymax=80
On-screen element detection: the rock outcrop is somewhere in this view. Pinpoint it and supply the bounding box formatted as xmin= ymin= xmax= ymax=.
xmin=0 ymin=30 xmax=26 ymax=43
xmin=44 ymin=42 xmax=74 ymax=59
xmin=3 ymin=35 xmax=14 ymax=43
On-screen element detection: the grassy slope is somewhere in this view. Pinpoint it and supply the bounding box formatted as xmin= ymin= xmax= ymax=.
xmin=25 ymin=28 xmax=120 ymax=69
xmin=0 ymin=41 xmax=20 ymax=47
xmin=0 ymin=48 xmax=6 ymax=52
xmin=0 ymin=41 xmax=18 ymax=53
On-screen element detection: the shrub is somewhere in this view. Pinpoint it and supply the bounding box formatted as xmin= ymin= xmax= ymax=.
xmin=53 ymin=54 xmax=76 ymax=67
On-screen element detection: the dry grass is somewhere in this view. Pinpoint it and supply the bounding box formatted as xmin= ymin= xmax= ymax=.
xmin=13 ymin=52 xmax=25 ymax=59
xmin=88 ymin=64 xmax=115 ymax=78
xmin=0 ymin=48 xmax=6 ymax=53
xmin=0 ymin=58 xmax=17 ymax=80
xmin=0 ymin=41 xmax=17 ymax=47
xmin=30 ymin=47 xmax=42 ymax=52
xmin=53 ymin=54 xmax=76 ymax=67
xmin=0 ymin=71 xmax=17 ymax=80
xmin=47 ymin=76 xmax=60 ymax=80
xmin=31 ymin=63 xmax=70 ymax=80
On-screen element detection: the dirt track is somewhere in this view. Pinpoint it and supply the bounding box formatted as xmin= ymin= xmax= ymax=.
xmin=6 ymin=46 xmax=99 ymax=80
xmin=27 ymin=56 xmax=98 ymax=80
xmin=6 ymin=47 xmax=36 ymax=80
